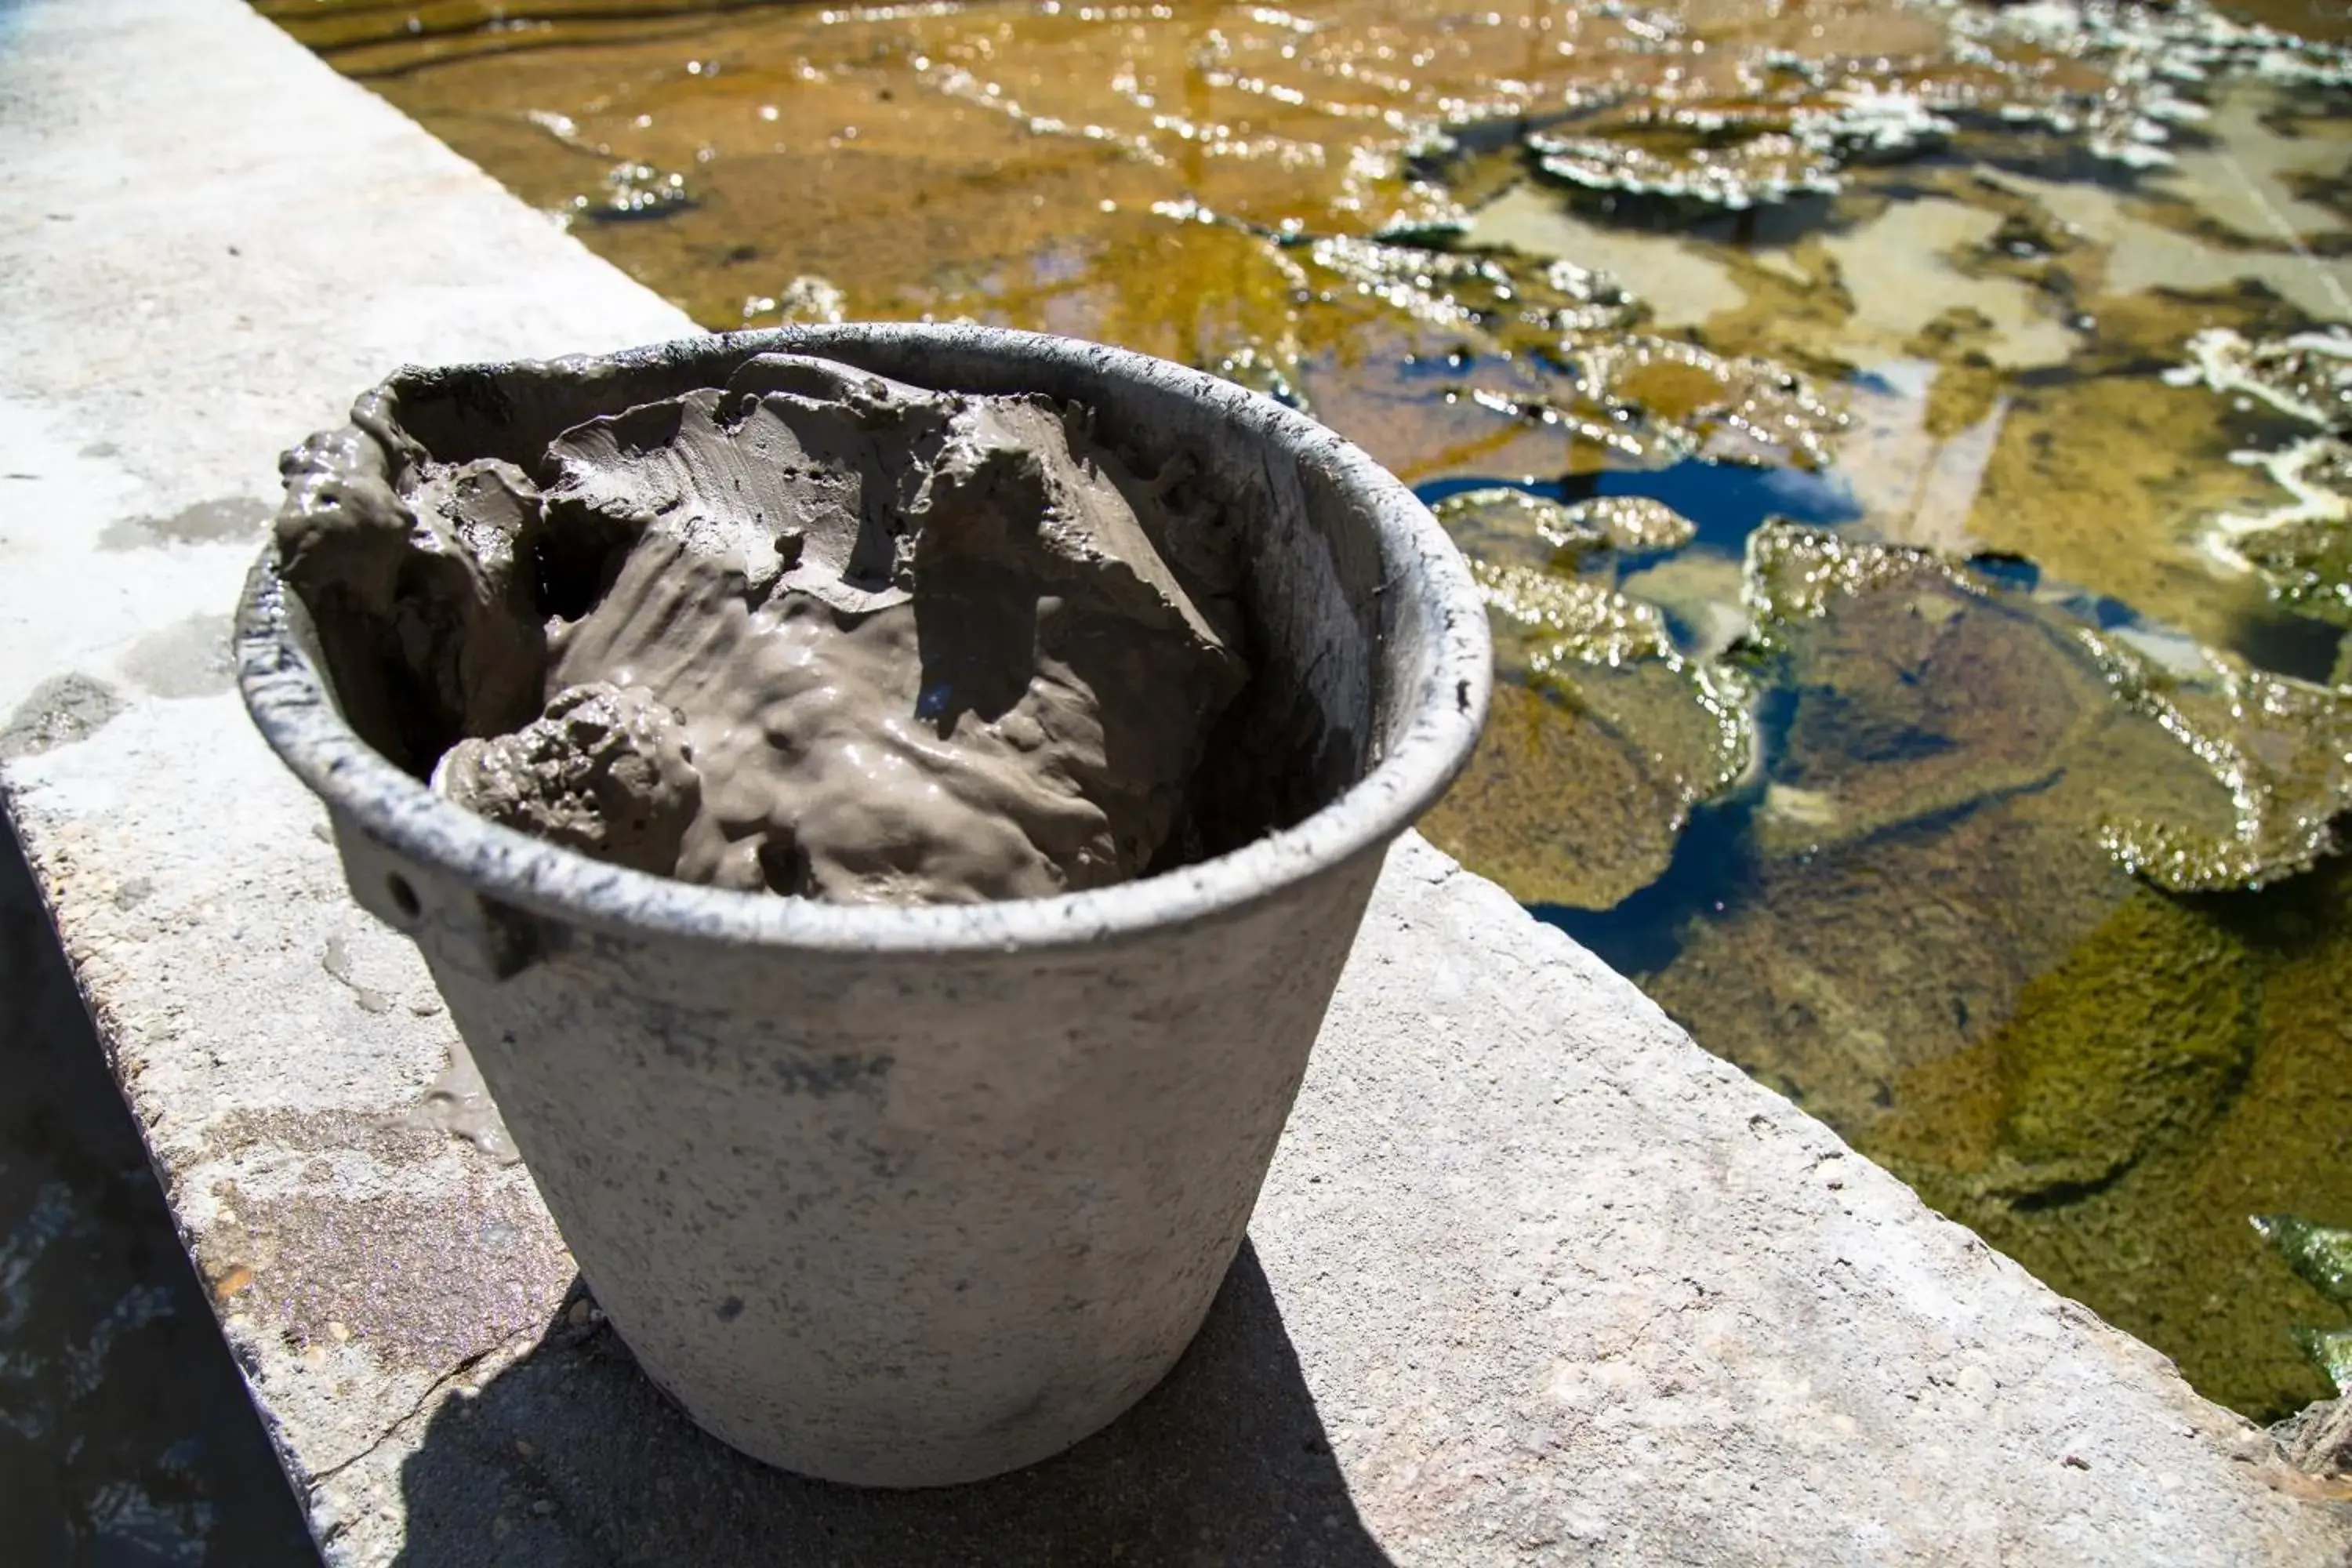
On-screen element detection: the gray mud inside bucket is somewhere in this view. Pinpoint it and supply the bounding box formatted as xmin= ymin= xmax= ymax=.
xmin=236 ymin=323 xmax=1488 ymax=1486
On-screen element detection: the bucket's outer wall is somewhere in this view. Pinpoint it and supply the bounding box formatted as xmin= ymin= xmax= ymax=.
xmin=243 ymin=325 xmax=1489 ymax=1487
xmin=339 ymin=817 xmax=1385 ymax=1486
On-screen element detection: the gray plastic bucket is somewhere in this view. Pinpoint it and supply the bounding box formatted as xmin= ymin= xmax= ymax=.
xmin=236 ymin=324 xmax=1489 ymax=1486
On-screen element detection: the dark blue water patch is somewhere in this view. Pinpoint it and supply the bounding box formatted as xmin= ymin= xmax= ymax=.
xmin=1394 ymin=349 xmax=1486 ymax=383
xmin=1577 ymin=460 xmax=1858 ymax=550
xmin=1529 ymin=679 xmax=1802 ymax=976
xmin=1965 ymin=550 xmax=2042 ymax=595
xmin=1414 ymin=474 xmax=1570 ymax=508
xmin=2037 ymin=584 xmax=2141 ymax=632
xmin=2234 ymin=604 xmax=2347 ymax=687
xmin=1414 ymin=457 xmax=1857 ymax=556
xmin=1533 ymin=786 xmax=1761 ymax=979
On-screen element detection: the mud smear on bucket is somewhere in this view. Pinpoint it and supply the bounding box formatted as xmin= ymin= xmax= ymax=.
xmin=274 ymin=351 xmax=1251 ymax=904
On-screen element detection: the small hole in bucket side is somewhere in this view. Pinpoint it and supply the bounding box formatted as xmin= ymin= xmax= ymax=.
xmin=387 ymin=874 xmax=421 ymax=921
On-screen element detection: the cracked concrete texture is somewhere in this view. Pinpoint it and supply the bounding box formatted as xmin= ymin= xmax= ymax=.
xmin=2 ymin=0 xmax=2350 ymax=1561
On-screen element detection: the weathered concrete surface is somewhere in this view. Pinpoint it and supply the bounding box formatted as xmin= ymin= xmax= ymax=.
xmin=3 ymin=0 xmax=2350 ymax=1563
xmin=0 ymin=0 xmax=690 ymax=1544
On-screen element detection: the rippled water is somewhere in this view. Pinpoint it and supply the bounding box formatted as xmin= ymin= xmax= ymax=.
xmin=245 ymin=0 xmax=2352 ymax=1421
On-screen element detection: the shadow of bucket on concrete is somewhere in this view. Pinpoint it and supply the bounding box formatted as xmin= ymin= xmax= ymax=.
xmin=391 ymin=1240 xmax=1388 ymax=1566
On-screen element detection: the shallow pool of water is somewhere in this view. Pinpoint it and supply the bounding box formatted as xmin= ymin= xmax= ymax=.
xmin=249 ymin=0 xmax=2352 ymax=1421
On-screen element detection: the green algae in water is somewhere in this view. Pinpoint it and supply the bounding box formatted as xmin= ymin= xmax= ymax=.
xmin=2296 ymin=1327 xmax=2352 ymax=1395
xmin=2082 ymin=632 xmax=2352 ymax=892
xmin=2256 ymin=1214 xmax=2352 ymax=1305
xmin=1431 ymin=489 xmax=1607 ymax=575
xmin=1867 ymin=862 xmax=2352 ymax=1420
xmin=1423 ymin=557 xmax=1755 ymax=911
xmin=1741 ymin=521 xmax=1988 ymax=645
xmin=1881 ymin=893 xmax=2258 ymax=1208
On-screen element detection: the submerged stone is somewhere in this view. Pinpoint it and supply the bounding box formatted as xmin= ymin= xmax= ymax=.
xmin=1421 ymin=560 xmax=1751 ymax=910
xmin=1418 ymin=670 xmax=1747 ymax=911
xmin=1882 ymin=891 xmax=2259 ymax=1207
xmin=1564 ymin=336 xmax=1849 ymax=469
xmin=1740 ymin=524 xmax=2243 ymax=862
xmin=1742 ymin=524 xmax=2347 ymax=893
xmin=1852 ymin=873 xmax=2352 ymax=1417
xmin=1742 ymin=521 xmax=1985 ymax=635
xmin=2083 ymin=633 xmax=2352 ymax=891
xmin=1527 ymin=127 xmax=1842 ymax=212
xmin=1559 ymin=495 xmax=1698 ymax=553
xmin=1523 ymin=82 xmax=1946 ymax=215
xmin=1795 ymin=85 xmax=1955 ymax=164
xmin=1629 ymin=523 xmax=2251 ymax=1146
xmin=1472 ymin=557 xmax=1679 ymax=677
xmin=1432 ymin=489 xmax=1698 ymax=574
xmin=1431 ymin=488 xmax=1606 ymax=573
xmin=1303 ymin=235 xmax=1641 ymax=339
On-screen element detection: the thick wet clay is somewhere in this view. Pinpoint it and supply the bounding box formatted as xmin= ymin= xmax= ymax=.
xmin=275 ymin=353 xmax=1249 ymax=904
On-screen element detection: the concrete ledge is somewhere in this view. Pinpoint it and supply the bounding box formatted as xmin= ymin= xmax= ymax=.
xmin=4 ymin=1 xmax=2348 ymax=1562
